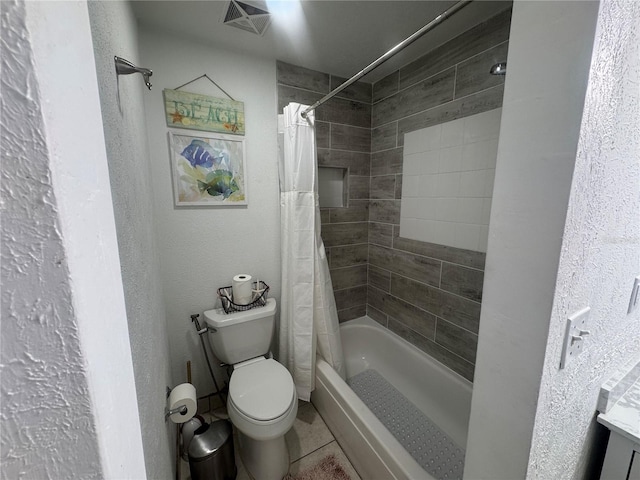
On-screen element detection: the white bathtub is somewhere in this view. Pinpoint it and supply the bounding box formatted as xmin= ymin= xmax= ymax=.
xmin=311 ymin=317 xmax=473 ymax=480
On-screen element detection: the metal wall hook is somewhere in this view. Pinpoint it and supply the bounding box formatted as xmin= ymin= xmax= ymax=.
xmin=114 ymin=56 xmax=153 ymax=90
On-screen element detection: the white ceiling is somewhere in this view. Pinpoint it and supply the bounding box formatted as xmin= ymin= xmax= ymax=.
xmin=131 ymin=0 xmax=511 ymax=84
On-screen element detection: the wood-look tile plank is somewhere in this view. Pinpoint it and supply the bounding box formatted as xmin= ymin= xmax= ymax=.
xmin=371 ymin=148 xmax=403 ymax=176
xmin=315 ymin=122 xmax=330 ymax=148
xmin=331 ymin=75 xmax=372 ymax=103
xmin=388 ymin=317 xmax=475 ymax=381
xmin=320 ymin=209 xmax=330 ymax=225
xmin=277 ymin=60 xmax=330 ymax=92
xmin=393 ymin=228 xmax=485 ymax=270
xmin=332 ymin=124 xmax=371 ymax=152
xmin=321 ymin=222 xmax=368 ymax=247
xmin=368 ymin=222 xmax=393 ymax=247
xmin=349 ymin=176 xmax=370 ymax=200
xmin=368 ymin=265 xmax=391 ymax=292
xmin=366 ymin=304 xmax=388 ymax=327
xmin=330 ymin=244 xmax=368 ymax=268
xmin=330 ymin=265 xmax=367 ymax=290
xmin=330 ymin=201 xmax=368 ymax=223
xmin=338 ymin=305 xmax=366 ymax=323
xmin=369 ymin=200 xmax=401 ymax=224
xmin=371 ymin=123 xmax=397 ymax=152
xmin=318 ymin=150 xmax=370 ymax=176
xmin=397 ymin=84 xmax=504 ymax=145
xmin=390 ymin=274 xmax=481 ymax=333
xmin=334 ymin=285 xmax=367 ymax=311
xmin=440 ymin=262 xmax=484 ymax=302
xmin=367 ymin=286 xmax=437 ymax=340
xmin=455 ymin=42 xmax=509 ymax=99
xmin=373 ymin=71 xmax=399 ymax=103
xmin=435 ymin=318 xmax=479 ymax=363
xmin=370 ymin=175 xmax=396 ymax=199
xmin=277 ymin=85 xmax=322 ymax=113
xmin=369 ymin=244 xmax=441 ymax=287
xmin=319 ymin=96 xmax=371 ymax=128
xmin=372 ymin=68 xmax=455 ymax=127
xmin=399 ymin=8 xmax=512 ymax=90
xmin=395 ymin=174 xmax=403 ymax=199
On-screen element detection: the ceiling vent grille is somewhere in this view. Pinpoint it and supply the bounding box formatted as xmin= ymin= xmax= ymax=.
xmin=222 ymin=0 xmax=271 ymax=36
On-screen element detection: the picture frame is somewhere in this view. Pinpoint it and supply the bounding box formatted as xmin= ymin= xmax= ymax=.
xmin=163 ymin=89 xmax=245 ymax=135
xmin=168 ymin=131 xmax=247 ymax=207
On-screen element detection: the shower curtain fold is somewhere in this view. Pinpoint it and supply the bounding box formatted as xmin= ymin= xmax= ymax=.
xmin=278 ymin=103 xmax=345 ymax=402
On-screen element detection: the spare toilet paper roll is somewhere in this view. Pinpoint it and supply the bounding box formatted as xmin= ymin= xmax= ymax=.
xmin=232 ymin=274 xmax=253 ymax=305
xmin=168 ymin=383 xmax=197 ymax=423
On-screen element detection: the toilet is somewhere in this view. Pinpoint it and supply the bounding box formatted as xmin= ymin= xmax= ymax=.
xmin=203 ymin=298 xmax=297 ymax=480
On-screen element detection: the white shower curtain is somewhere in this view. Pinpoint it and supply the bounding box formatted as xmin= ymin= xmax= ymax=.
xmin=278 ymin=103 xmax=345 ymax=402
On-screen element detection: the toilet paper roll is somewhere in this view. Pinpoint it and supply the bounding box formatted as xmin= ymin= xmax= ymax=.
xmin=168 ymin=383 xmax=197 ymax=423
xmin=232 ymin=274 xmax=253 ymax=305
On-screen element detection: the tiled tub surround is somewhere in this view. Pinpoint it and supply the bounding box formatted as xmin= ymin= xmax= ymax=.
xmin=276 ymin=7 xmax=511 ymax=380
xmin=367 ymin=234 xmax=484 ymax=382
xmin=367 ymin=8 xmax=511 ymax=381
xmin=400 ymin=108 xmax=501 ymax=253
xmin=277 ymin=61 xmax=372 ymax=322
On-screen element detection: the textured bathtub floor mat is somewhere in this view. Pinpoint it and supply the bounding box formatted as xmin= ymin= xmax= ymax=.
xmin=347 ymin=369 xmax=465 ymax=480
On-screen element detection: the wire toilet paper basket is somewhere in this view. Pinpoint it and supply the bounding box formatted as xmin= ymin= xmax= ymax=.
xmin=217 ymin=281 xmax=269 ymax=314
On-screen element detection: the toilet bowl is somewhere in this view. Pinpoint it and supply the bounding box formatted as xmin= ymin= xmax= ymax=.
xmin=203 ymin=299 xmax=297 ymax=480
xmin=228 ymin=357 xmax=297 ymax=439
xmin=227 ymin=357 xmax=297 ymax=479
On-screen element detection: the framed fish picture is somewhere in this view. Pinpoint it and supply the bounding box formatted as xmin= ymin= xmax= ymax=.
xmin=163 ymin=89 xmax=245 ymax=135
xmin=169 ymin=131 xmax=247 ymax=206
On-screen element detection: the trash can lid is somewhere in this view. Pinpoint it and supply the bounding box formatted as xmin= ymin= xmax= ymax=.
xmin=188 ymin=420 xmax=233 ymax=460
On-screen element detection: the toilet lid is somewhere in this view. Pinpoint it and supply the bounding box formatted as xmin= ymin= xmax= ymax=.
xmin=229 ymin=359 xmax=295 ymax=421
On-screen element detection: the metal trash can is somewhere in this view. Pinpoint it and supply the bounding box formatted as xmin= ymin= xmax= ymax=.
xmin=188 ymin=420 xmax=236 ymax=480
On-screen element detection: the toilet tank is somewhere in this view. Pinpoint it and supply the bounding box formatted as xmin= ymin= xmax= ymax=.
xmin=203 ymin=298 xmax=277 ymax=365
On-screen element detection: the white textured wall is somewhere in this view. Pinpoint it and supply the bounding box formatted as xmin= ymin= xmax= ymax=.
xmin=87 ymin=2 xmax=174 ymax=478
xmin=2 ymin=0 xmax=145 ymax=478
xmin=1 ymin=2 xmax=101 ymax=476
xmin=527 ymin=0 xmax=640 ymax=477
xmin=464 ymin=2 xmax=600 ymax=478
xmin=138 ymin=28 xmax=280 ymax=394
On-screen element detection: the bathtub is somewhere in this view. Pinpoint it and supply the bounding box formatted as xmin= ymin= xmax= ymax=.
xmin=310 ymin=316 xmax=473 ymax=480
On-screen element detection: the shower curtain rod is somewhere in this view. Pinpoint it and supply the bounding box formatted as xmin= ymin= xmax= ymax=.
xmin=301 ymin=0 xmax=472 ymax=119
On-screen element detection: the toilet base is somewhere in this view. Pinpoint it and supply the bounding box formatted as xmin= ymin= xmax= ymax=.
xmin=237 ymin=430 xmax=289 ymax=480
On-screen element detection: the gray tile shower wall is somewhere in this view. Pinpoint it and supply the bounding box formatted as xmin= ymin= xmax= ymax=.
xmin=277 ymin=61 xmax=372 ymax=322
xmin=275 ymin=6 xmax=510 ymax=383
xmin=367 ymin=8 xmax=511 ymax=382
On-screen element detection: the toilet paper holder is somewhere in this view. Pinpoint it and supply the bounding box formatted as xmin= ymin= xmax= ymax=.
xmin=165 ymin=385 xmax=188 ymax=422
xmin=165 ymin=404 xmax=188 ymax=421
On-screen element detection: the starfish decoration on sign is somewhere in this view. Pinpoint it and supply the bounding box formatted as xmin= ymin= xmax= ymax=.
xmin=171 ymin=110 xmax=184 ymax=124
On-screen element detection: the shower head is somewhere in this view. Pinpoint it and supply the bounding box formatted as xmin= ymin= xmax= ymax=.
xmin=489 ymin=62 xmax=507 ymax=75
xmin=114 ymin=56 xmax=153 ymax=90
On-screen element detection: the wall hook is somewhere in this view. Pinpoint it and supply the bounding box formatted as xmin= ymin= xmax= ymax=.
xmin=114 ymin=56 xmax=153 ymax=90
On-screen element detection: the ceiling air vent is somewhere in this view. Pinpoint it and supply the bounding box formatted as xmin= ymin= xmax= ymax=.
xmin=222 ymin=0 xmax=271 ymax=36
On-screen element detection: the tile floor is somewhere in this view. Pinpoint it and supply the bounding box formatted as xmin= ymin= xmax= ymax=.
xmin=179 ymin=401 xmax=361 ymax=480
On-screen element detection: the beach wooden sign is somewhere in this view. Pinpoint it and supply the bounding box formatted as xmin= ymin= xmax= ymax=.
xmin=163 ymin=89 xmax=245 ymax=135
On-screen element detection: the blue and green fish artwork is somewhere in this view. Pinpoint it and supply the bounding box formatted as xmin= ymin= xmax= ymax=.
xmin=196 ymin=170 xmax=239 ymax=199
xmin=171 ymin=134 xmax=246 ymax=206
xmin=181 ymin=139 xmax=231 ymax=170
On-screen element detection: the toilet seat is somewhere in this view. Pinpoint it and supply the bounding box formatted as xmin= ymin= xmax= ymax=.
xmin=229 ymin=358 xmax=296 ymax=422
